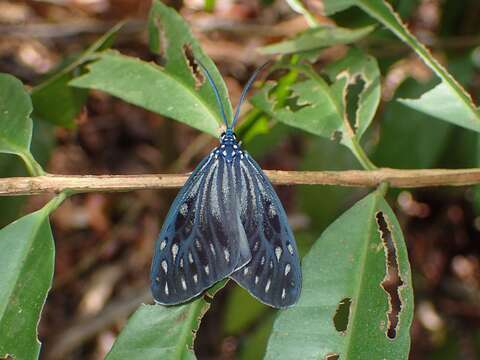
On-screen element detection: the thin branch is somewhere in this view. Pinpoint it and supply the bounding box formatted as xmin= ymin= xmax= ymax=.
xmin=1 ymin=168 xmax=480 ymax=196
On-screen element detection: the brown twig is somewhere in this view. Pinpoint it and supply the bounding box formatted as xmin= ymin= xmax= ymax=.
xmin=1 ymin=168 xmax=480 ymax=196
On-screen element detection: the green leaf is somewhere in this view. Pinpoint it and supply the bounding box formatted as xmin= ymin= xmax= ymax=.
xmin=251 ymin=48 xmax=379 ymax=168
xmin=106 ymin=301 xmax=209 ymax=360
xmin=0 ymin=194 xmax=65 ymax=360
xmin=397 ymin=82 xmax=480 ymax=131
xmin=260 ymin=25 xmax=374 ymax=55
xmin=324 ymin=47 xmax=381 ymax=140
xmin=319 ymin=0 xmax=356 ymax=15
xmin=71 ymin=52 xmax=221 ymax=136
xmin=72 ymin=1 xmax=231 ymax=136
xmin=0 ymin=73 xmax=43 ymax=175
xmin=373 ymin=79 xmax=452 ymax=169
xmin=353 ymin=0 xmax=480 ymax=133
xmin=31 ymin=22 xmax=123 ymax=128
xmin=0 ymin=74 xmax=33 ymax=156
xmin=148 ymin=0 xmax=232 ymax=125
xmin=265 ymin=190 xmax=414 ymax=359
xmin=307 ymin=0 xmax=480 ymax=132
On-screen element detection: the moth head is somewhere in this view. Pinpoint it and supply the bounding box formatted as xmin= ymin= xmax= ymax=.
xmin=220 ymin=130 xmax=237 ymax=143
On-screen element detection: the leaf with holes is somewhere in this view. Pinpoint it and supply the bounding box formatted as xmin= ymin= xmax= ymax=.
xmin=71 ymin=0 xmax=231 ymax=136
xmin=31 ymin=22 xmax=123 ymax=128
xmin=324 ymin=47 xmax=381 ymax=140
xmin=0 ymin=195 xmax=64 ymax=360
xmin=294 ymin=0 xmax=480 ymax=132
xmin=0 ymin=74 xmax=43 ymax=175
xmin=264 ymin=189 xmax=414 ymax=359
xmin=330 ymin=0 xmax=480 ymax=133
xmin=106 ymin=301 xmax=209 ymax=360
xmin=260 ymin=25 xmax=374 ymax=55
xmin=251 ymin=48 xmax=380 ymax=151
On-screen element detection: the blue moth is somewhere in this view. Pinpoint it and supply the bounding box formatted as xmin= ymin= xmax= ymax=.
xmin=150 ymin=61 xmax=301 ymax=308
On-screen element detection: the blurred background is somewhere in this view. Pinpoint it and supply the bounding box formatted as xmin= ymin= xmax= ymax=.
xmin=1 ymin=0 xmax=480 ymax=359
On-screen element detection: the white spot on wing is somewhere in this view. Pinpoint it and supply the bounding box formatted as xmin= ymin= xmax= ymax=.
xmin=275 ymin=247 xmax=282 ymax=261
xmin=188 ymin=252 xmax=194 ymax=264
xmin=181 ymin=277 xmax=187 ymax=290
xmin=179 ymin=258 xmax=184 ymax=268
xmin=269 ymin=204 xmax=277 ymax=218
xmin=165 ymin=283 xmax=169 ymax=295
xmin=210 ymin=243 xmax=216 ymax=256
xmin=204 ymin=265 xmax=210 ymax=275
xmin=287 ymin=244 xmax=294 ymax=255
xmin=285 ymin=263 xmax=291 ymax=276
xmin=160 ymin=240 xmax=167 ymax=250
xmin=171 ymin=243 xmax=179 ymax=261
xmin=261 ymin=256 xmax=265 ymax=265
xmin=243 ymin=267 xmax=249 ymax=275
xmin=255 ymin=276 xmax=259 ymax=285
xmin=265 ymin=279 xmax=271 ymax=293
xmin=193 ymin=274 xmax=198 ymax=284
xmin=282 ymin=288 xmax=286 ymax=299
xmin=179 ymin=203 xmax=188 ymax=216
xmin=161 ymin=260 xmax=167 ymax=273
xmin=224 ymin=249 xmax=230 ymax=262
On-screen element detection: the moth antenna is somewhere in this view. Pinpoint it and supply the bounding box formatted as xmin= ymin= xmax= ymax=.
xmin=196 ymin=59 xmax=229 ymax=129
xmin=231 ymin=61 xmax=272 ymax=129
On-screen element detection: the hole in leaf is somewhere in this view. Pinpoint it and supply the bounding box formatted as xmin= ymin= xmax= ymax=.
xmin=333 ymin=297 xmax=351 ymax=334
xmin=331 ymin=130 xmax=342 ymax=143
xmin=267 ymin=84 xmax=311 ymax=112
xmin=284 ymin=94 xmax=311 ymax=112
xmin=183 ymin=44 xmax=204 ymax=89
xmin=376 ymin=211 xmax=404 ymax=340
xmin=345 ymin=75 xmax=365 ymax=133
xmin=152 ymin=18 xmax=168 ymax=57
xmin=325 ymin=353 xmax=340 ymax=360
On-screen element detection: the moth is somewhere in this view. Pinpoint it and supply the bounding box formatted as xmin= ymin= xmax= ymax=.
xmin=150 ymin=61 xmax=301 ymax=308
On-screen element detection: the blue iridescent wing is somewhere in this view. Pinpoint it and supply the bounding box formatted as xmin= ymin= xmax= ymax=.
xmin=151 ymin=153 xmax=251 ymax=305
xmin=230 ymin=154 xmax=301 ymax=308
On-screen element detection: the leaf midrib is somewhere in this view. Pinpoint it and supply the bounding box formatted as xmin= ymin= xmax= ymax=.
xmin=342 ymin=193 xmax=379 ymax=358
